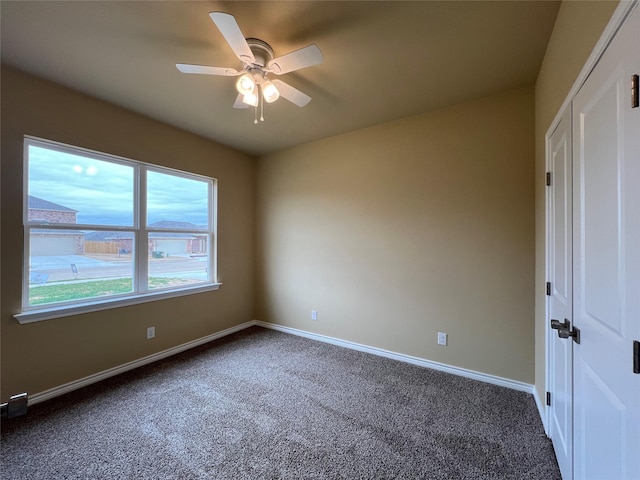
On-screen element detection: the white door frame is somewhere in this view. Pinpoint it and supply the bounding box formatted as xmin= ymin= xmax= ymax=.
xmin=545 ymin=106 xmax=574 ymax=480
xmin=544 ymin=0 xmax=637 ymax=436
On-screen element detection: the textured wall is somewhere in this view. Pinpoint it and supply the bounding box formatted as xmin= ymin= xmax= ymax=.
xmin=1 ymin=67 xmax=256 ymax=401
xmin=257 ymin=87 xmax=535 ymax=383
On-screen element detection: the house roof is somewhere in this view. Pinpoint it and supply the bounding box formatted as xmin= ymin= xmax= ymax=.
xmin=85 ymin=231 xmax=204 ymax=241
xmin=28 ymin=195 xmax=77 ymax=213
xmin=148 ymin=221 xmax=205 ymax=230
xmin=31 ymin=229 xmax=85 ymax=235
xmin=85 ymin=231 xmax=134 ymax=241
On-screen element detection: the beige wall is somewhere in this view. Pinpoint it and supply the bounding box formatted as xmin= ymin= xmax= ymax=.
xmin=256 ymin=87 xmax=535 ymax=383
xmin=533 ymin=1 xmax=618 ymax=401
xmin=2 ymin=0 xmax=620 ymax=404
xmin=0 ymin=67 xmax=256 ymax=401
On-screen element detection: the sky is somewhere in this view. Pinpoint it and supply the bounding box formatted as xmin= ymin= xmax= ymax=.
xmin=28 ymin=145 xmax=211 ymax=228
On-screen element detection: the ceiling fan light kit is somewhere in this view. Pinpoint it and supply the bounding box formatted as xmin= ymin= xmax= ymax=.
xmin=236 ymin=73 xmax=256 ymax=95
xmin=262 ymin=80 xmax=280 ymax=103
xmin=243 ymin=92 xmax=259 ymax=108
xmin=176 ymin=12 xmax=323 ymax=123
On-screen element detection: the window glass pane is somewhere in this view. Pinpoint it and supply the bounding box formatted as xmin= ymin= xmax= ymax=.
xmin=28 ymin=229 xmax=135 ymax=306
xmin=147 ymin=233 xmax=209 ymax=290
xmin=23 ymin=138 xmax=216 ymax=316
xmin=147 ymin=171 xmax=209 ymax=230
xmin=28 ymin=145 xmax=134 ymax=226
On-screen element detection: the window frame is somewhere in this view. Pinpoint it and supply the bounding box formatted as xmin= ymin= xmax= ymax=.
xmin=16 ymin=136 xmax=219 ymax=324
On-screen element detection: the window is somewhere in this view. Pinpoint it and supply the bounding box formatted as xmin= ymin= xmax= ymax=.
xmin=18 ymin=137 xmax=218 ymax=322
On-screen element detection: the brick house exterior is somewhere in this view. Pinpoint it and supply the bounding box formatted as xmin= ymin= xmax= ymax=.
xmin=28 ymin=196 xmax=84 ymax=255
xmin=28 ymin=195 xmax=78 ymax=223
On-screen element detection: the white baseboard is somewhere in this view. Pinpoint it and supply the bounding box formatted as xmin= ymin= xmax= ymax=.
xmin=254 ymin=320 xmax=535 ymax=395
xmin=29 ymin=321 xmax=256 ymax=406
xmin=29 ymin=319 xmax=536 ymax=412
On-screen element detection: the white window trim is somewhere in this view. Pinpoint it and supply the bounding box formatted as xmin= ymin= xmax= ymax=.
xmin=17 ymin=136 xmax=219 ymax=323
xmin=14 ymin=283 xmax=222 ymax=324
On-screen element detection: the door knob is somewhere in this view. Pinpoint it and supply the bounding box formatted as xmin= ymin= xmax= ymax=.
xmin=551 ymin=319 xmax=570 ymax=331
xmin=550 ymin=318 xmax=580 ymax=344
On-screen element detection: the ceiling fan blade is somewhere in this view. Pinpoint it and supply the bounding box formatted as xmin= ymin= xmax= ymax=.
xmin=272 ymin=80 xmax=311 ymax=107
xmin=176 ymin=64 xmax=240 ymax=76
xmin=268 ymin=44 xmax=323 ymax=75
xmin=233 ymin=93 xmax=250 ymax=109
xmin=209 ymin=12 xmax=255 ymax=65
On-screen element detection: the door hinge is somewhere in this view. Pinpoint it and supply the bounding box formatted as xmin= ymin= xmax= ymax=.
xmin=633 ymin=340 xmax=639 ymax=374
xmin=546 ymin=172 xmax=551 ymax=186
xmin=546 ymin=391 xmax=552 ymax=406
xmin=632 ymin=74 xmax=639 ymax=108
xmin=546 ymin=282 xmax=551 ymax=296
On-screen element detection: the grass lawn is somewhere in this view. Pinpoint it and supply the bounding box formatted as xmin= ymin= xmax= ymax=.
xmin=29 ymin=277 xmax=192 ymax=305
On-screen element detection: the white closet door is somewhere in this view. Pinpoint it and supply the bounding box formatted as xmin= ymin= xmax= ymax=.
xmin=572 ymin=6 xmax=640 ymax=479
xmin=547 ymin=108 xmax=573 ymax=480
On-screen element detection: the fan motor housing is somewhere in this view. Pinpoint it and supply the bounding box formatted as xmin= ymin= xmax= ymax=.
xmin=245 ymin=38 xmax=274 ymax=68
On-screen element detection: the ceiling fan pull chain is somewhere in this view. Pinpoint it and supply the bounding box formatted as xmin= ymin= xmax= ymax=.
xmin=260 ymin=86 xmax=265 ymax=122
xmin=254 ymin=101 xmax=258 ymax=124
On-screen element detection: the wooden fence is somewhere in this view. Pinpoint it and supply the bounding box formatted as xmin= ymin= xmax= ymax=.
xmin=85 ymin=241 xmax=118 ymax=254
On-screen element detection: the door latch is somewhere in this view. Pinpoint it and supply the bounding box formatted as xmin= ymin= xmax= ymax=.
xmin=550 ymin=318 xmax=581 ymax=344
xmin=551 ymin=318 xmax=569 ymax=331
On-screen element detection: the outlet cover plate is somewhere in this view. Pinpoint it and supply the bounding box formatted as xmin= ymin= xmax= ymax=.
xmin=437 ymin=332 xmax=447 ymax=346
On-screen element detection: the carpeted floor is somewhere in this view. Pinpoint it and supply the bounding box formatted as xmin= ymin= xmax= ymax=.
xmin=1 ymin=326 xmax=560 ymax=479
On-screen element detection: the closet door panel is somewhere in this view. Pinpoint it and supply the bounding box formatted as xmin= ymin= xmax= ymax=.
xmin=572 ymin=6 xmax=640 ymax=479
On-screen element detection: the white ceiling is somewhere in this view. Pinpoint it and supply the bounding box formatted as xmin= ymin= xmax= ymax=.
xmin=1 ymin=1 xmax=560 ymax=156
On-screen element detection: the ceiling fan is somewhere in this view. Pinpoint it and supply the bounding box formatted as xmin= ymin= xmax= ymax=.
xmin=176 ymin=12 xmax=323 ymax=122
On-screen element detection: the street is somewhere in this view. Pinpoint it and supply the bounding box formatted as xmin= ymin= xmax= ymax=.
xmin=29 ymin=254 xmax=208 ymax=283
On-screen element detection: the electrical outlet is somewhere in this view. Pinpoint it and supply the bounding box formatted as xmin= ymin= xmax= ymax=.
xmin=147 ymin=326 xmax=156 ymax=339
xmin=437 ymin=332 xmax=447 ymax=346
xmin=311 ymin=310 xmax=318 ymax=321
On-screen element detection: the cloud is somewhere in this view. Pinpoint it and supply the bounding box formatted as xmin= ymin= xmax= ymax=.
xmin=28 ymin=145 xmax=211 ymax=227
xmin=147 ymin=170 xmax=209 ymax=226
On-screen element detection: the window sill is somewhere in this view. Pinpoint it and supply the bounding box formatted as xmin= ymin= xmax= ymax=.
xmin=14 ymin=283 xmax=222 ymax=324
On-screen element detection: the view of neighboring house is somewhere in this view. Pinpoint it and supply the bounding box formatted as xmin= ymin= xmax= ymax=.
xmin=28 ymin=195 xmax=84 ymax=256
xmin=28 ymin=195 xmax=78 ymax=223
xmin=30 ymin=196 xmax=207 ymax=257
xmin=147 ymin=221 xmax=207 ymax=255
xmin=84 ymin=221 xmax=207 ymax=255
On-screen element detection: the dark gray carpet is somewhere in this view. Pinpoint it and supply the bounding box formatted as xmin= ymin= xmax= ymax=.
xmin=1 ymin=326 xmax=560 ymax=479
